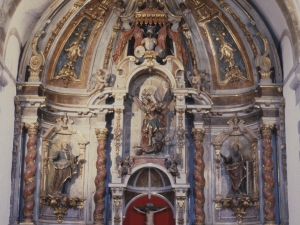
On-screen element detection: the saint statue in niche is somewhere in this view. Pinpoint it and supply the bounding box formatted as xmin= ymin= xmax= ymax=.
xmin=133 ymin=82 xmax=171 ymax=155
xmin=220 ymin=143 xmax=248 ymax=197
xmin=51 ymin=142 xmax=80 ymax=195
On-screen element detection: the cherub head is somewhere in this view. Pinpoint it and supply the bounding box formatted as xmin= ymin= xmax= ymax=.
xmin=96 ymin=69 xmax=105 ymax=76
xmin=193 ymin=68 xmax=200 ymax=76
xmin=179 ymin=2 xmax=187 ymax=11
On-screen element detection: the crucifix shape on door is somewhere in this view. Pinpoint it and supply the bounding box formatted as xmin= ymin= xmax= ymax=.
xmin=134 ymin=203 xmax=168 ymax=225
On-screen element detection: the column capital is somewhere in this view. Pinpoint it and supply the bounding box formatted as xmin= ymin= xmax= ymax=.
xmin=95 ymin=128 xmax=109 ymax=140
xmin=24 ymin=122 xmax=39 ymax=135
xmin=192 ymin=128 xmax=205 ymax=139
xmin=259 ymin=124 xmax=275 ymax=136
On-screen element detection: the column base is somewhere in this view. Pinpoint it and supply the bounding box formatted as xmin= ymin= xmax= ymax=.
xmin=19 ymin=221 xmax=35 ymax=225
xmin=93 ymin=223 xmax=105 ymax=225
xmin=264 ymin=221 xmax=276 ymax=225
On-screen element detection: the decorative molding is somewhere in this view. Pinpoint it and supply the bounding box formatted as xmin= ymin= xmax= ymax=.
xmin=182 ymin=22 xmax=197 ymax=68
xmin=175 ymin=188 xmax=188 ymax=225
xmin=290 ymin=73 xmax=300 ymax=105
xmin=189 ymin=0 xmax=220 ymax=25
xmin=113 ymin=109 xmax=123 ymax=156
xmin=111 ymin=188 xmax=124 ymax=225
xmin=177 ymin=109 xmax=185 ymax=156
xmin=103 ymin=19 xmax=121 ymax=69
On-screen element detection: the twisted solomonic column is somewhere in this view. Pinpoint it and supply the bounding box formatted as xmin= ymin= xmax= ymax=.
xmin=94 ymin=128 xmax=109 ymax=224
xmin=22 ymin=123 xmax=39 ymax=223
xmin=260 ymin=124 xmax=276 ymax=223
xmin=192 ymin=128 xmax=206 ymax=225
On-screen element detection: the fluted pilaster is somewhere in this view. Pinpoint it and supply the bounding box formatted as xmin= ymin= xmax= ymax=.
xmin=93 ymin=128 xmax=109 ymax=224
xmin=192 ymin=128 xmax=206 ymax=225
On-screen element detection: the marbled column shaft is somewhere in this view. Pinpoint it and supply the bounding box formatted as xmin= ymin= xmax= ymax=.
xmin=260 ymin=124 xmax=276 ymax=223
xmin=93 ymin=128 xmax=109 ymax=225
xmin=192 ymin=128 xmax=206 ymax=225
xmin=22 ymin=123 xmax=39 ymax=222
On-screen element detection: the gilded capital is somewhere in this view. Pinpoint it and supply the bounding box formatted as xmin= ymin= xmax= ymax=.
xmin=260 ymin=124 xmax=274 ymax=136
xmin=25 ymin=123 xmax=39 ymax=135
xmin=95 ymin=128 xmax=109 ymax=140
xmin=192 ymin=128 xmax=205 ymax=140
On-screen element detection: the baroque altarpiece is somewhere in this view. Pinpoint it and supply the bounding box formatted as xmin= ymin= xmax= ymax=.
xmin=10 ymin=0 xmax=288 ymax=224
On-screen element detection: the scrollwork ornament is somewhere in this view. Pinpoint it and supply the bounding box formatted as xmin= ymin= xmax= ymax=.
xmin=29 ymin=31 xmax=45 ymax=81
xmin=256 ymin=33 xmax=273 ymax=81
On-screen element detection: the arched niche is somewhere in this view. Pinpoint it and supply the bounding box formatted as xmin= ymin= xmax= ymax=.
xmin=123 ymin=167 xmax=176 ymax=218
xmin=122 ymin=69 xmax=177 ymax=157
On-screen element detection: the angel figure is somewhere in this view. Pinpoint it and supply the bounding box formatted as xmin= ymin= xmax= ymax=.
xmin=116 ymin=155 xmax=134 ymax=178
xmin=213 ymin=25 xmax=236 ymax=68
xmin=177 ymin=3 xmax=191 ymax=17
xmin=112 ymin=0 xmax=125 ymax=16
xmin=165 ymin=154 xmax=180 ymax=178
xmin=65 ymin=42 xmax=83 ymax=62
xmin=133 ymin=83 xmax=171 ymax=147
xmin=188 ymin=68 xmax=210 ymax=95
xmin=87 ymin=69 xmax=111 ymax=95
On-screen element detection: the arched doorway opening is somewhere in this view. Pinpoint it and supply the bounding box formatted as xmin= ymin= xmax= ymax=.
xmin=123 ymin=167 xmax=175 ymax=225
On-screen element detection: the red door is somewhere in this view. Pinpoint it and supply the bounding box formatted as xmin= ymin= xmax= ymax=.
xmin=123 ymin=195 xmax=175 ymax=225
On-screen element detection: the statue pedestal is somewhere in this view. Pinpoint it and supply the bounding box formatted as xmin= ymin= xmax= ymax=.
xmin=40 ymin=195 xmax=85 ymax=224
xmin=214 ymin=197 xmax=259 ymax=224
